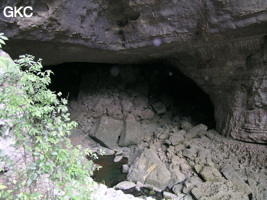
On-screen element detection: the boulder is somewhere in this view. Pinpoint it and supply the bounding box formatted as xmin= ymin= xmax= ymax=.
xmin=114 ymin=181 xmax=136 ymax=190
xmin=172 ymin=184 xmax=183 ymax=196
xmin=119 ymin=114 xmax=145 ymax=146
xmin=114 ymin=156 xmax=123 ymax=163
xmin=163 ymin=191 xmax=178 ymax=199
xmin=174 ymin=194 xmax=186 ymax=200
xmin=121 ymin=100 xmax=133 ymax=112
xmin=122 ymin=164 xmax=129 ymax=173
xmin=182 ymin=147 xmax=198 ymax=159
xmin=169 ymin=132 xmax=185 ymax=145
xmin=127 ymin=149 xmax=171 ymax=191
xmin=168 ymin=165 xmax=186 ymax=188
xmin=184 ymin=124 xmax=207 ymax=140
xmin=194 ymin=165 xmax=202 ymax=174
xmin=191 ymin=180 xmax=249 ymax=200
xmin=152 ymin=102 xmax=166 ymax=115
xmin=91 ymin=116 xmax=123 ymax=149
xmin=132 ymin=109 xmax=154 ymax=120
xmin=184 ymin=194 xmax=194 ymax=200
xmin=199 ymin=166 xmax=225 ymax=182
xmin=182 ymin=176 xmax=203 ymax=194
xmin=221 ymin=165 xmax=252 ymax=195
xmin=181 ymin=121 xmax=193 ymax=132
xmin=133 ymin=97 xmax=149 ymax=110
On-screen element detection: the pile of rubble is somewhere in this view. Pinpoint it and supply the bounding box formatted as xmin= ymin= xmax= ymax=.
xmin=68 ymin=66 xmax=266 ymax=200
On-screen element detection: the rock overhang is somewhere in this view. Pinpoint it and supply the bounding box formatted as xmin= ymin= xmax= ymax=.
xmin=1 ymin=0 xmax=267 ymax=143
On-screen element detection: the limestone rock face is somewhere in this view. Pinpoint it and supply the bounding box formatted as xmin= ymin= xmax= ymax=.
xmin=1 ymin=0 xmax=266 ymax=64
xmin=1 ymin=0 xmax=267 ymax=143
xmin=171 ymin=38 xmax=267 ymax=143
xmin=127 ymin=149 xmax=171 ymax=191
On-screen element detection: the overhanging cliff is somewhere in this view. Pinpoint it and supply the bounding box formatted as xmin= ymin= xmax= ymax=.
xmin=1 ymin=0 xmax=266 ymax=143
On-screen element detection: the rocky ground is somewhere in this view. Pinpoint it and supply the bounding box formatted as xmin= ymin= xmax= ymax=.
xmin=67 ymin=65 xmax=267 ymax=200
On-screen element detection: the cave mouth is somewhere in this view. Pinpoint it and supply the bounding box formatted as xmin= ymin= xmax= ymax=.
xmin=47 ymin=61 xmax=216 ymax=129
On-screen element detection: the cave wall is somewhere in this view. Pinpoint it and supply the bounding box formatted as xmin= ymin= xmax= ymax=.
xmin=170 ymin=37 xmax=267 ymax=143
xmin=1 ymin=0 xmax=267 ymax=143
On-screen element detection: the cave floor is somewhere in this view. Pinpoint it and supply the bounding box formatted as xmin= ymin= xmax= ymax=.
xmin=69 ymin=117 xmax=266 ymax=200
xmin=65 ymin=64 xmax=266 ymax=200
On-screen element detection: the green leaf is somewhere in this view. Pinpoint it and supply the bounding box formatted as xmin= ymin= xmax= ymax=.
xmin=0 ymin=40 xmax=6 ymax=45
xmin=0 ymin=184 xmax=7 ymax=190
xmin=1 ymin=36 xmax=8 ymax=40
xmin=0 ymin=35 xmax=96 ymax=199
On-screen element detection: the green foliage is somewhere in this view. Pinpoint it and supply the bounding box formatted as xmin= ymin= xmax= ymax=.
xmin=0 ymin=33 xmax=8 ymax=48
xmin=0 ymin=33 xmax=98 ymax=199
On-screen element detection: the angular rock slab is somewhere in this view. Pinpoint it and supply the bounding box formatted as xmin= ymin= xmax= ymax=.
xmin=91 ymin=116 xmax=123 ymax=149
xmin=127 ymin=149 xmax=171 ymax=191
xmin=152 ymin=102 xmax=166 ymax=115
xmin=191 ymin=180 xmax=249 ymax=200
xmin=119 ymin=114 xmax=145 ymax=146
xmin=199 ymin=166 xmax=225 ymax=182
xmin=221 ymin=165 xmax=252 ymax=195
xmin=168 ymin=165 xmax=186 ymax=188
xmin=169 ymin=131 xmax=185 ymax=145
xmin=185 ymin=124 xmax=207 ymax=140
xmin=114 ymin=181 xmax=136 ymax=190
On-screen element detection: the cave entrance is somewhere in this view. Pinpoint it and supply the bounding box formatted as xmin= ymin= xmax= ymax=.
xmin=47 ymin=61 xmax=216 ymax=129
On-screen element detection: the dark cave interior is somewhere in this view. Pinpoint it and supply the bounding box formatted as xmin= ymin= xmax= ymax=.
xmin=46 ymin=61 xmax=216 ymax=129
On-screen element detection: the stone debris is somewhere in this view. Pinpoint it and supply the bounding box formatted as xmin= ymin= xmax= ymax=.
xmin=91 ymin=116 xmax=123 ymax=149
xmin=135 ymin=181 xmax=144 ymax=191
xmin=194 ymin=164 xmax=202 ymax=174
xmin=180 ymin=121 xmax=193 ymax=132
xmin=173 ymin=194 xmax=186 ymax=200
xmin=172 ymin=184 xmax=183 ymax=196
xmin=92 ymin=183 xmax=147 ymax=200
xmin=182 ymin=147 xmax=198 ymax=158
xmin=152 ymin=102 xmax=166 ymax=115
xmin=168 ymin=165 xmax=187 ymax=188
xmin=221 ymin=165 xmax=252 ymax=195
xmin=127 ymin=149 xmax=171 ymax=191
xmin=163 ymin=191 xmax=178 ymax=199
xmin=133 ymin=97 xmax=149 ymax=110
xmin=119 ymin=114 xmax=145 ymax=146
xmin=122 ymin=164 xmax=129 ymax=173
xmin=121 ymin=100 xmax=133 ymax=112
xmin=169 ymin=132 xmax=185 ymax=145
xmin=114 ymin=155 xmax=123 ymax=163
xmin=67 ymin=66 xmax=266 ymax=200
xmin=114 ymin=181 xmax=136 ymax=190
xmin=191 ymin=180 xmax=249 ymax=200
xmin=182 ymin=176 xmax=203 ymax=194
xmin=184 ymin=124 xmax=207 ymax=140
xmin=183 ymin=194 xmax=194 ymax=200
xmin=199 ymin=165 xmax=225 ymax=182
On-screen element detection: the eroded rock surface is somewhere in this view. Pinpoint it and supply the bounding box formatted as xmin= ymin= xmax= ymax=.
xmin=1 ymin=0 xmax=267 ymax=143
xmin=171 ymin=38 xmax=267 ymax=143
